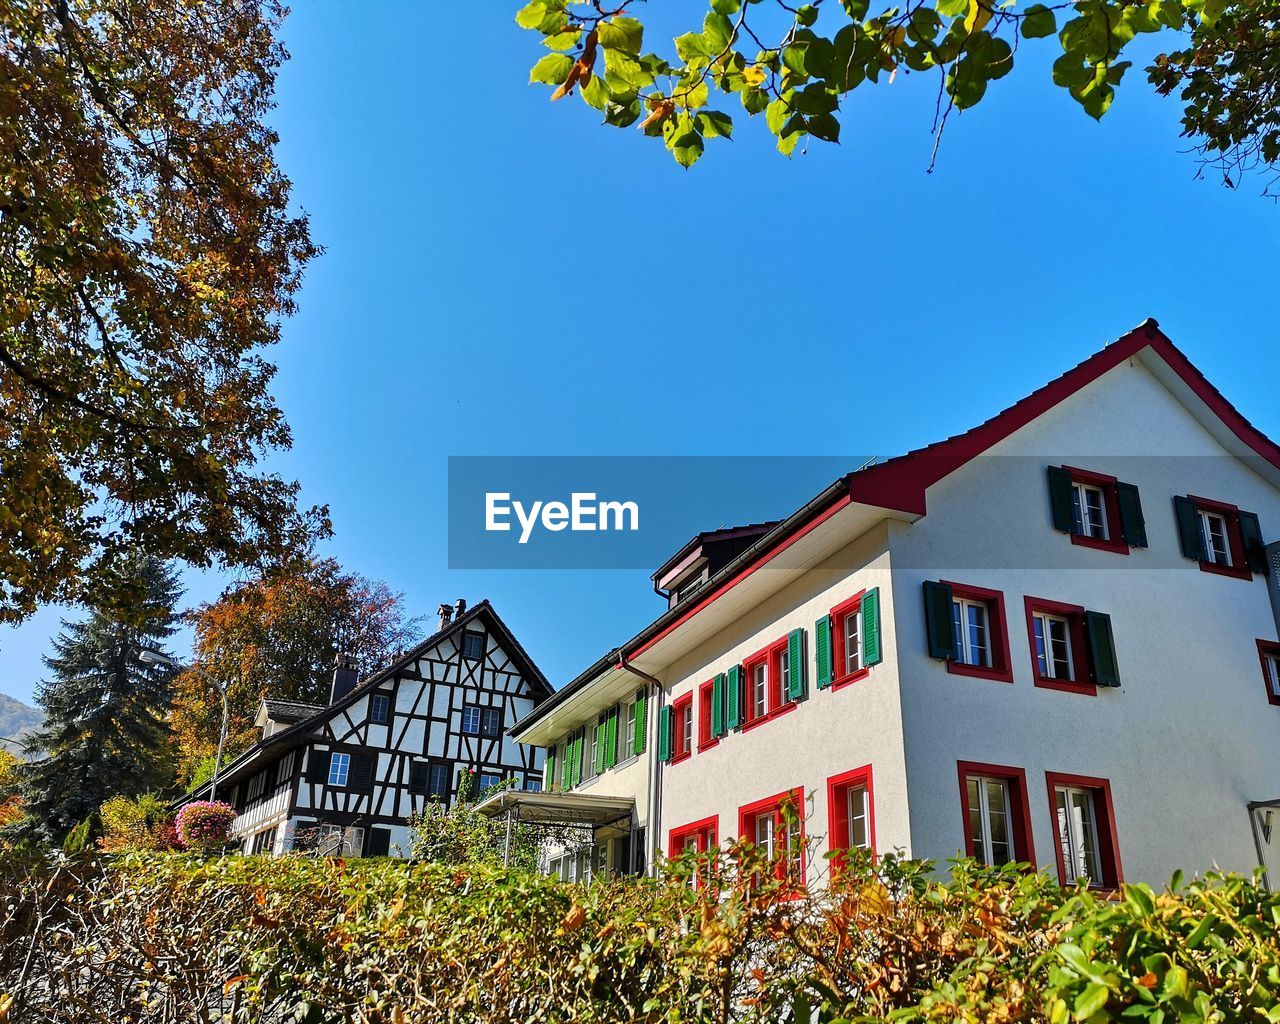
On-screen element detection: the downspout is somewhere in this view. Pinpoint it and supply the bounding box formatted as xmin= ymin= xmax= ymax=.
xmin=616 ymin=650 xmax=664 ymax=878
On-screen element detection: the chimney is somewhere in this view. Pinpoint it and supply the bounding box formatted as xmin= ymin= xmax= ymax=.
xmin=454 ymin=597 xmax=467 ymax=620
xmin=330 ymin=652 xmax=359 ymax=704
xmin=437 ymin=602 xmax=454 ymax=632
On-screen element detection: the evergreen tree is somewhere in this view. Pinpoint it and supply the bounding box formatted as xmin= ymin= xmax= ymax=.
xmin=14 ymin=556 xmax=182 ymax=845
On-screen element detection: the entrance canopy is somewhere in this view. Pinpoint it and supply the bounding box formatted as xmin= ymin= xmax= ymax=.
xmin=474 ymin=790 xmax=633 ymax=839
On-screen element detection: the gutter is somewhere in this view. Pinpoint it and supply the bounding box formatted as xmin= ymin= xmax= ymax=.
xmin=614 ymin=651 xmax=664 ymax=877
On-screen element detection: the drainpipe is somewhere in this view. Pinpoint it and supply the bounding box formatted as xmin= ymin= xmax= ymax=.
xmin=615 ymin=650 xmax=664 ymax=878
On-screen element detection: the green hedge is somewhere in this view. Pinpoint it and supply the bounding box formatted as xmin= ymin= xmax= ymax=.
xmin=0 ymin=848 xmax=1277 ymax=1023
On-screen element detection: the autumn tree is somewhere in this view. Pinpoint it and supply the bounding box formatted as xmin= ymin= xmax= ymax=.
xmin=12 ymin=556 xmax=181 ymax=846
xmin=0 ymin=0 xmax=326 ymax=628
xmin=518 ymin=0 xmax=1280 ymax=191
xmin=171 ymin=558 xmax=422 ymax=782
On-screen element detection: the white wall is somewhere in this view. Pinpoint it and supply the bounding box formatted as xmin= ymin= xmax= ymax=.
xmin=890 ymin=358 xmax=1280 ymax=883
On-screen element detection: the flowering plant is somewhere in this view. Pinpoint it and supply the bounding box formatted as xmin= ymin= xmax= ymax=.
xmin=175 ymin=800 xmax=237 ymax=851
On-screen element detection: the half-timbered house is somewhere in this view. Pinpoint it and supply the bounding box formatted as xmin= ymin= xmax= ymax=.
xmin=178 ymin=599 xmax=553 ymax=858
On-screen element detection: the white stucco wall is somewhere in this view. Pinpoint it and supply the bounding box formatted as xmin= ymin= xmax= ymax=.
xmin=890 ymin=358 xmax=1280 ymax=883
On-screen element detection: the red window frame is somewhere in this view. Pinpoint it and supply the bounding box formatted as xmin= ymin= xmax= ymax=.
xmin=1258 ymin=640 xmax=1280 ymax=708
xmin=831 ymin=589 xmax=870 ymax=690
xmin=670 ymin=692 xmax=694 ymax=764
xmin=826 ymin=764 xmax=875 ymax=871
xmin=1023 ymin=595 xmax=1097 ymax=696
xmin=1061 ymin=466 xmax=1128 ymax=555
xmin=738 ymin=787 xmax=806 ymax=889
xmin=697 ymin=678 xmax=718 ymax=751
xmin=741 ymin=636 xmax=796 ymax=731
xmin=1044 ymin=771 xmax=1123 ymax=890
xmin=668 ymin=815 xmax=719 ymax=889
xmin=945 ymin=581 xmax=1014 ymax=684
xmin=1188 ymin=495 xmax=1251 ymax=580
xmin=956 ymin=761 xmax=1036 ymax=868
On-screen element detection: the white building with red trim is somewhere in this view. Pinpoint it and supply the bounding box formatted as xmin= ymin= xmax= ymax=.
xmin=503 ymin=319 xmax=1280 ymax=889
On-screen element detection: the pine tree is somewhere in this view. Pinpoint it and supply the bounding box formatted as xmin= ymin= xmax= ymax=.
xmin=14 ymin=556 xmax=182 ymax=845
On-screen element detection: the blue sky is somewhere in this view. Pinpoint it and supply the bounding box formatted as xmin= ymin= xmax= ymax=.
xmin=2 ymin=3 xmax=1277 ymax=706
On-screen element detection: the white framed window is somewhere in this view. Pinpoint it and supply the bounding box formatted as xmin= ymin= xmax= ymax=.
xmin=327 ymin=752 xmax=350 ymax=787
xmin=1055 ymin=785 xmax=1102 ymax=884
xmin=680 ymin=702 xmax=693 ymax=756
xmin=966 ymin=776 xmax=1013 ymax=866
xmin=1198 ymin=509 xmax=1232 ymax=565
xmin=846 ymin=785 xmax=870 ymax=850
xmin=583 ymin=727 xmax=599 ymax=782
xmin=461 ymin=706 xmax=481 ymax=735
xmin=843 ymin=607 xmax=862 ymax=675
xmin=674 ymin=575 xmax=704 ymax=604
xmin=478 ymin=771 xmax=503 ymax=791
xmin=524 ymin=775 xmax=542 ymax=792
xmin=752 ymin=662 xmax=768 ymax=719
xmin=775 ymin=648 xmax=791 ymax=707
xmin=951 ymin=598 xmax=991 ymax=668
xmin=1267 ymin=653 xmax=1280 ymax=699
xmin=1033 ymin=612 xmax=1074 ymax=680
xmin=753 ymin=812 xmax=775 ymax=856
xmin=1071 ymin=482 xmax=1108 ymax=540
xmin=621 ymin=699 xmax=637 ymax=761
xmin=370 ymin=693 xmax=391 ymax=724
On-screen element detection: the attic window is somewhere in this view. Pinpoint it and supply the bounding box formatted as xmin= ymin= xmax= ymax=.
xmin=674 ymin=575 xmax=705 ymax=605
xmin=462 ymin=631 xmax=485 ymax=660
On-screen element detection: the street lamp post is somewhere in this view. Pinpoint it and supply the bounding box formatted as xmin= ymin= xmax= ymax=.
xmin=140 ymin=649 xmax=229 ymax=803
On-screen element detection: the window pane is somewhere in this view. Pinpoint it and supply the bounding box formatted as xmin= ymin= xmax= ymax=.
xmin=847 ymin=786 xmax=869 ymax=849
xmin=1048 ymin=618 xmax=1072 ymax=679
xmin=845 ymin=610 xmax=861 ymax=674
xmin=966 ymin=603 xmax=989 ymax=667
xmin=755 ymin=814 xmax=774 ymax=855
xmin=1071 ymin=485 xmax=1085 ymax=535
xmin=985 ymin=779 xmax=1011 ymax=865
xmin=1033 ymin=617 xmax=1049 ymax=676
xmin=753 ymin=664 xmax=768 ymax=718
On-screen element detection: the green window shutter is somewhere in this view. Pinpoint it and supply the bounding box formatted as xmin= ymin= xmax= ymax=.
xmin=1047 ymin=465 xmax=1075 ymax=533
xmin=711 ymin=673 xmax=725 ymax=737
xmin=814 ymin=615 xmax=833 ymax=689
xmin=633 ymin=689 xmax=647 ymax=754
xmin=787 ymin=628 xmax=805 ymax=700
xmin=1116 ymin=481 xmax=1147 ymax=548
xmin=657 ymin=705 xmax=673 ymax=762
xmin=861 ymin=589 xmax=882 ymax=667
xmin=546 ymin=747 xmax=557 ymax=792
xmin=1173 ymin=496 xmax=1205 ymax=560
xmin=1085 ymin=610 xmax=1121 ymax=687
xmin=561 ymin=742 xmax=571 ymax=790
xmin=605 ymin=707 xmax=619 ymax=769
xmin=725 ymin=664 xmax=742 ymax=730
xmin=922 ymin=580 xmax=957 ymax=660
xmin=1239 ymin=511 xmax=1268 ymax=573
xmin=595 ymin=718 xmax=607 ymax=774
xmin=572 ymin=730 xmax=584 ymax=788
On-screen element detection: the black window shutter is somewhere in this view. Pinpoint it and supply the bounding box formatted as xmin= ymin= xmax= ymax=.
xmin=366 ymin=827 xmax=391 ymax=858
xmin=351 ymin=753 xmax=375 ymax=793
xmin=1116 ymin=482 xmax=1147 ymax=548
xmin=1047 ymin=466 xmax=1075 ymax=533
xmin=409 ymin=761 xmax=429 ymax=795
xmin=922 ymin=581 xmax=957 ymax=660
xmin=1173 ymin=496 xmax=1205 ymax=560
xmin=1084 ymin=611 xmax=1121 ymax=687
xmin=1239 ymin=511 xmax=1267 ymax=573
xmin=307 ymin=749 xmax=330 ymax=783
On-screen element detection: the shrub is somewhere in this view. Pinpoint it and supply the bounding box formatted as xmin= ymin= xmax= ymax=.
xmin=98 ymin=793 xmax=179 ymax=853
xmin=174 ymin=800 xmax=236 ymax=851
xmin=0 ymin=848 xmax=1277 ymax=1024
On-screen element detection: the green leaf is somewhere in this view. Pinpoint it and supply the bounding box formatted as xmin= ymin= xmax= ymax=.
xmin=782 ymin=42 xmax=810 ymax=76
xmin=937 ymin=0 xmax=969 ymax=18
xmin=765 ymin=96 xmax=791 ymax=134
xmin=777 ymin=128 xmax=805 ymax=156
xmin=515 ymin=1 xmax=548 ymax=29
xmin=1074 ymin=983 xmax=1110 ymax=1020
xmin=580 ymin=75 xmax=610 ymax=110
xmin=675 ymin=32 xmax=712 ymax=63
xmin=703 ymin=12 xmax=735 ymax=53
xmin=597 ymin=16 xmax=644 ymax=54
xmin=1020 ymin=4 xmax=1057 ymax=37
xmin=806 ymin=111 xmax=840 ymax=142
xmin=797 ymin=4 xmax=819 ymax=26
xmin=842 ymin=0 xmax=871 ymax=18
xmin=713 ymin=0 xmax=742 ymax=13
xmin=604 ymin=98 xmax=642 ymax=127
xmin=696 ymin=110 xmax=734 ymax=138
xmin=529 ymin=53 xmax=574 ymax=85
xmin=741 ymin=86 xmax=769 ymax=114
xmin=672 ymin=131 xmax=705 ymax=168
xmin=542 ymin=28 xmax=582 ymax=51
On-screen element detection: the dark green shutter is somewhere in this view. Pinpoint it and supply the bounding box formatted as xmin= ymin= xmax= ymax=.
xmin=923 ymin=580 xmax=957 ymax=660
xmin=657 ymin=705 xmax=673 ymax=762
xmin=1174 ymin=496 xmax=1205 ymax=560
xmin=861 ymin=589 xmax=882 ymax=667
xmin=1085 ymin=610 xmax=1121 ymax=687
xmin=366 ymin=827 xmax=391 ymax=858
xmin=307 ymin=748 xmax=330 ymax=783
xmin=573 ymin=730 xmax=584 ymax=786
xmin=351 ymin=753 xmax=375 ymax=793
xmin=787 ymin=628 xmax=805 ymax=700
xmin=605 ymin=707 xmax=619 ymax=769
xmin=545 ymin=748 xmax=557 ymax=792
xmin=814 ymin=615 xmax=833 ymax=689
xmin=1239 ymin=511 xmax=1267 ymax=573
xmin=1047 ymin=465 xmax=1075 ymax=533
xmin=633 ymin=690 xmax=647 ymax=754
xmin=711 ymin=673 xmax=725 ymax=737
xmin=1116 ymin=482 xmax=1147 ymax=548
xmin=725 ymin=664 xmax=742 ymax=729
